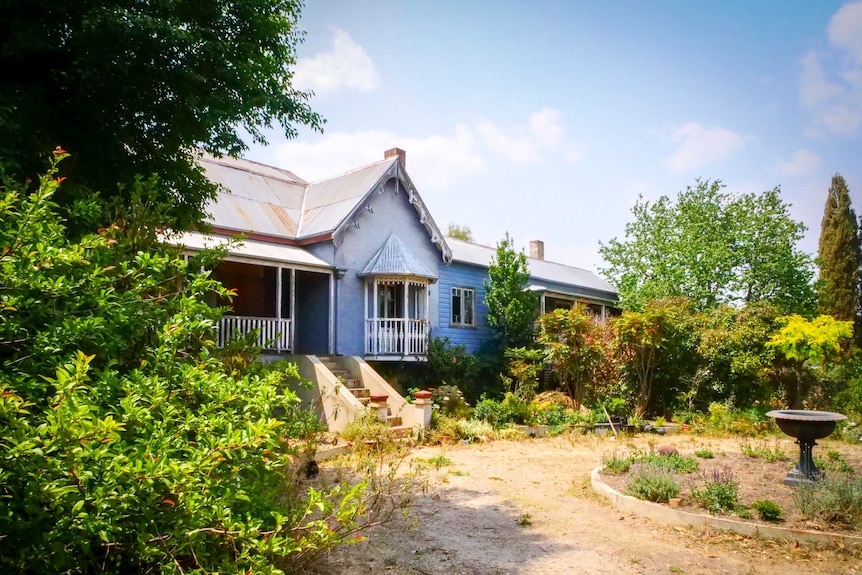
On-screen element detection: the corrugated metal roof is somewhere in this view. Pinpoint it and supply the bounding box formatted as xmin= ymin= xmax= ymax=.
xmin=174 ymin=231 xmax=331 ymax=269
xmin=445 ymin=237 xmax=617 ymax=297
xmin=359 ymin=234 xmax=436 ymax=279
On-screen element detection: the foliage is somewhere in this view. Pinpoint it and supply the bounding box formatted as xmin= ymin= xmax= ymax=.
xmin=794 ymin=474 xmax=862 ymax=529
xmin=537 ymin=305 xmax=607 ymax=407
xmin=602 ymin=452 xmax=634 ymax=474
xmin=633 ymin=450 xmax=699 ymax=474
xmin=446 ymin=223 xmax=474 ymax=242
xmin=339 ymin=410 xmax=393 ymax=443
xmin=751 ymin=500 xmax=783 ymax=522
xmin=696 ymin=303 xmax=779 ymax=407
xmin=693 ymin=402 xmax=773 ymax=436
xmin=694 ymin=449 xmax=714 ymax=459
xmin=740 ymin=442 xmax=789 ymax=463
xmin=502 ymin=346 xmax=544 ymax=400
xmin=816 ymin=174 xmax=860 ymax=324
xmin=768 ymin=314 xmax=854 ymax=407
xmin=0 ymin=0 xmax=323 ymax=229
xmin=484 ymin=233 xmax=539 ymax=349
xmin=625 ymin=464 xmax=681 ymax=502
xmin=690 ymin=466 xmax=739 ymax=515
xmin=421 ymin=337 xmax=480 ymax=401
xmin=768 ymin=314 xmax=854 ymax=369
xmin=0 ymin=160 xmax=373 ymax=574
xmin=814 ymin=450 xmax=855 ymax=474
xmin=612 ymin=304 xmax=669 ymax=414
xmin=430 ymin=383 xmax=472 ymax=419
xmin=599 ymin=179 xmax=815 ymax=314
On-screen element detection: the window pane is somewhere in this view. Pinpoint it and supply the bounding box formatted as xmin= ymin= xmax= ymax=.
xmin=464 ymin=289 xmax=474 ymax=325
xmin=452 ymin=289 xmax=461 ymax=324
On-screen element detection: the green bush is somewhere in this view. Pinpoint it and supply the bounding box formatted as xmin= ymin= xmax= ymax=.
xmin=602 ymin=452 xmax=634 ymax=474
xmin=0 ymin=161 xmax=374 ymax=573
xmin=794 ymin=474 xmax=862 ymax=529
xmin=634 ymin=450 xmax=699 ymax=474
xmin=473 ymin=395 xmax=516 ymax=428
xmin=694 ymin=449 xmax=714 ymax=459
xmin=751 ymin=500 xmax=783 ymax=522
xmin=691 ymin=466 xmax=739 ymax=515
xmin=625 ymin=464 xmax=680 ymax=502
xmin=740 ymin=442 xmax=789 ymax=462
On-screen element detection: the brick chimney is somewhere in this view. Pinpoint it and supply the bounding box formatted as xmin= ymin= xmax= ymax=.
xmin=530 ymin=240 xmax=545 ymax=260
xmin=384 ymin=147 xmax=406 ymax=168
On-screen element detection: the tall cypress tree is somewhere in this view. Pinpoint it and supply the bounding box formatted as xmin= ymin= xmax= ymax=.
xmin=817 ymin=174 xmax=860 ymax=324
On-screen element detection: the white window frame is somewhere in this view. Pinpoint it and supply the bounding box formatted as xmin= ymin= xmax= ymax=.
xmin=450 ymin=287 xmax=475 ymax=327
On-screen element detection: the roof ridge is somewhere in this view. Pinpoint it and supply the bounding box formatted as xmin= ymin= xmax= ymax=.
xmin=201 ymin=154 xmax=309 ymax=186
xmin=307 ymin=157 xmax=396 ymax=186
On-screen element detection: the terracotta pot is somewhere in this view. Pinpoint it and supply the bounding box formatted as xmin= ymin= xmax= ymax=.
xmin=369 ymin=394 xmax=389 ymax=403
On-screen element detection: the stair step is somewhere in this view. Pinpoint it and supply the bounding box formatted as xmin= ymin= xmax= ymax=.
xmin=350 ymin=388 xmax=370 ymax=399
xmin=330 ymin=370 xmax=349 ymax=378
xmin=358 ymin=397 xmax=370 ymax=406
xmin=387 ymin=416 xmax=402 ymax=427
xmin=342 ymin=378 xmax=363 ymax=389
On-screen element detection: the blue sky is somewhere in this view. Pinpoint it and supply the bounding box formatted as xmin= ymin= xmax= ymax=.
xmin=246 ymin=1 xmax=862 ymax=274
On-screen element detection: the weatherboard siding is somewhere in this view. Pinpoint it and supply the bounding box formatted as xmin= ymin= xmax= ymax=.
xmin=436 ymin=262 xmax=490 ymax=353
xmin=317 ymin=178 xmax=443 ymax=357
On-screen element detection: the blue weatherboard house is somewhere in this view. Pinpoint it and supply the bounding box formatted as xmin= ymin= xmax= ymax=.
xmin=178 ymin=148 xmax=617 ymax=433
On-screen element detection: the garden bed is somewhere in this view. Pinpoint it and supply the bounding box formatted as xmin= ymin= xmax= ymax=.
xmin=598 ymin=438 xmax=862 ymax=535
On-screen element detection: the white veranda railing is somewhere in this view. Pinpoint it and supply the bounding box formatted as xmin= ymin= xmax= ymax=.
xmin=217 ymin=316 xmax=292 ymax=352
xmin=365 ymin=318 xmax=428 ymax=356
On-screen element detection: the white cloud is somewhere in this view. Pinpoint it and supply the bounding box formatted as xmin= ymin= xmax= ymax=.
xmin=292 ymin=28 xmax=379 ymax=95
xmin=664 ymin=122 xmax=745 ymax=174
xmin=799 ymin=52 xmax=844 ymax=108
xmin=529 ymin=108 xmax=564 ymax=149
xmin=798 ymin=4 xmax=862 ymax=136
xmin=775 ymin=149 xmax=823 ymax=176
xmin=475 ymin=121 xmax=539 ymax=165
xmin=272 ymin=127 xmax=484 ymax=189
xmin=271 ymin=108 xmax=580 ymax=191
xmin=829 ymin=1 xmax=862 ymax=64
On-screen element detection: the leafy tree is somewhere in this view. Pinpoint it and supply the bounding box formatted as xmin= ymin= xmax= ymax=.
xmin=696 ymin=302 xmax=779 ymax=408
xmin=767 ymin=314 xmax=854 ymax=408
xmin=816 ymin=174 xmax=860 ymax=324
xmin=0 ymin=0 xmax=324 ymax=229
xmin=484 ymin=233 xmax=539 ymax=348
xmin=537 ymin=306 xmax=607 ymax=408
xmin=446 ymin=223 xmax=474 ymax=241
xmin=0 ymin=156 xmax=382 ymax=573
xmin=612 ymin=305 xmax=669 ymax=415
xmin=599 ymin=179 xmax=815 ymax=314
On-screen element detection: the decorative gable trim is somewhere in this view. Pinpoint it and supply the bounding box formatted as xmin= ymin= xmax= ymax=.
xmin=331 ymin=161 xmax=453 ymax=264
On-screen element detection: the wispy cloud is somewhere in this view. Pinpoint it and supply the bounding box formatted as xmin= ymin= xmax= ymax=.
xmin=272 ymin=127 xmax=484 ymax=189
xmin=798 ymin=2 xmax=862 ymax=136
xmin=775 ymin=149 xmax=823 ymax=176
xmin=292 ymin=28 xmax=379 ymax=95
xmin=664 ymin=122 xmax=744 ymax=173
xmin=476 ymin=108 xmax=581 ymax=165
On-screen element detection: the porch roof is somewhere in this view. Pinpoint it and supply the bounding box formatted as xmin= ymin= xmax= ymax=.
xmin=359 ymin=234 xmax=436 ymax=279
xmin=174 ymin=232 xmax=332 ymax=269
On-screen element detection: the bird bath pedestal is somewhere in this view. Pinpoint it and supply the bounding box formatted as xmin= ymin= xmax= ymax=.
xmin=766 ymin=410 xmax=847 ymax=487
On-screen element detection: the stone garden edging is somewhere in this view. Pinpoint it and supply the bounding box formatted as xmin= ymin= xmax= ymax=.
xmin=590 ymin=466 xmax=862 ymax=546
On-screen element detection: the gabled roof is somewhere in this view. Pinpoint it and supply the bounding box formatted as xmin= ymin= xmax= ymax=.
xmin=445 ymin=237 xmax=617 ymax=298
xmin=200 ymin=154 xmax=452 ymax=263
xmin=359 ymin=234 xmax=436 ymax=279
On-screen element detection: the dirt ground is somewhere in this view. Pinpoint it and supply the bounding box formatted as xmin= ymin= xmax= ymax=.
xmin=311 ymin=432 xmax=862 ymax=575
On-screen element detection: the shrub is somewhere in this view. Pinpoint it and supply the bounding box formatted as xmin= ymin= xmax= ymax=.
xmin=691 ymin=466 xmax=739 ymax=515
xmin=751 ymin=500 xmax=783 ymax=522
xmin=794 ymin=474 xmax=862 ymax=529
xmin=602 ymin=452 xmax=634 ymax=474
xmin=814 ymin=450 xmax=855 ymax=474
xmin=432 ymin=383 xmax=472 ymax=419
xmin=340 ymin=410 xmax=393 ymax=443
xmin=626 ymin=464 xmax=680 ymax=502
xmin=456 ymin=418 xmax=496 ymax=442
xmin=0 ymin=161 xmax=383 ymax=573
xmin=694 ymin=449 xmax=714 ymax=459
xmin=473 ymin=395 xmax=516 ymax=428
xmin=740 ymin=442 xmax=790 ymax=462
xmin=634 ymin=449 xmax=699 ymax=474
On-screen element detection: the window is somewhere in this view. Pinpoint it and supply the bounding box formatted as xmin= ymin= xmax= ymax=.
xmin=451 ymin=287 xmax=475 ymax=327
